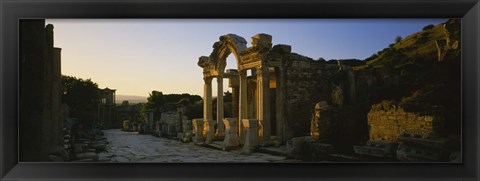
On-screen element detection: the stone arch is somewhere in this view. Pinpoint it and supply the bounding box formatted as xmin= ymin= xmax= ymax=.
xmin=209 ymin=34 xmax=247 ymax=73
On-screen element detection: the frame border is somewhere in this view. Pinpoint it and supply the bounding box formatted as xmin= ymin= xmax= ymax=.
xmin=1 ymin=0 xmax=479 ymax=180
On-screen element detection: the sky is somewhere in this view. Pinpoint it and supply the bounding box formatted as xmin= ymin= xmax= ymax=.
xmin=45 ymin=19 xmax=447 ymax=97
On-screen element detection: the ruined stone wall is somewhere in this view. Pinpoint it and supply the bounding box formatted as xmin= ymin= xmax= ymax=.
xmin=282 ymin=53 xmax=351 ymax=137
xmin=159 ymin=111 xmax=182 ymax=136
xmin=368 ymin=101 xmax=439 ymax=142
xmin=20 ymin=19 xmax=48 ymax=162
xmin=20 ymin=20 xmax=63 ymax=161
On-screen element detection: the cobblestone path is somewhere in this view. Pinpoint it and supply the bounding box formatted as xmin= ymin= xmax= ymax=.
xmin=98 ymin=129 xmax=288 ymax=162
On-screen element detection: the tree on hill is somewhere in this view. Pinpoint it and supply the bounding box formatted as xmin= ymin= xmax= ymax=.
xmin=120 ymin=100 xmax=129 ymax=106
xmin=147 ymin=91 xmax=165 ymax=108
xmin=422 ymin=24 xmax=434 ymax=31
xmin=140 ymin=90 xmax=203 ymax=121
xmin=395 ymin=36 xmax=402 ymax=44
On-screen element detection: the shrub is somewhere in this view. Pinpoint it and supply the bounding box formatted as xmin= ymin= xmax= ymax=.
xmin=422 ymin=24 xmax=435 ymax=31
xmin=395 ymin=36 xmax=402 ymax=43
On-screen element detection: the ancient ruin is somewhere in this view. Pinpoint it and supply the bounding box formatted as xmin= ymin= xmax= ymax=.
xmin=98 ymin=88 xmax=117 ymax=128
xmin=18 ymin=19 xmax=461 ymax=163
xmin=196 ymin=33 xmax=357 ymax=152
xmin=20 ymin=20 xmax=66 ymax=161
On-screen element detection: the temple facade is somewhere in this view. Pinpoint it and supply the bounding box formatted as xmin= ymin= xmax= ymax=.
xmin=197 ymin=34 xmax=356 ymax=151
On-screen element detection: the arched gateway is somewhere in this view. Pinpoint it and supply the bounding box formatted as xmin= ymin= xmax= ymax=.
xmin=197 ymin=33 xmax=287 ymax=150
xmin=196 ymin=33 xmax=357 ymax=153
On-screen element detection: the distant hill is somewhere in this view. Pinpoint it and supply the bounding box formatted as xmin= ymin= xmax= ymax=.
xmin=363 ymin=19 xmax=460 ymax=66
xmin=116 ymin=95 xmax=147 ymax=104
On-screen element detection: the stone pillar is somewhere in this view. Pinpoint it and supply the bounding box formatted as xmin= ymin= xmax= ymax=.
xmin=248 ymin=84 xmax=256 ymax=119
xmin=203 ymin=77 xmax=213 ymax=121
xmin=203 ymin=77 xmax=214 ymax=142
xmin=238 ymin=70 xmax=248 ymax=145
xmin=204 ymin=119 xmax=215 ymax=144
xmin=242 ymin=119 xmax=259 ymax=154
xmin=257 ymin=66 xmax=271 ymax=145
xmin=223 ymin=118 xmax=239 ymax=150
xmin=216 ymin=76 xmax=225 ymax=139
xmin=232 ymin=86 xmax=239 ymax=118
xmin=192 ymin=119 xmax=204 ymax=144
xmin=228 ymin=74 xmax=239 ymax=121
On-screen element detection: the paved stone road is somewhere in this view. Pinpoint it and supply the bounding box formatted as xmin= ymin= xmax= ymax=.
xmin=98 ymin=129 xmax=288 ymax=162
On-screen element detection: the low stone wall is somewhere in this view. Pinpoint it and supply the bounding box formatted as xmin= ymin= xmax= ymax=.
xmin=157 ymin=111 xmax=182 ymax=137
xmin=368 ymin=101 xmax=439 ymax=142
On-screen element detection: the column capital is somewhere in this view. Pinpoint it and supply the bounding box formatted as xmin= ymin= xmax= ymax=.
xmin=203 ymin=77 xmax=213 ymax=84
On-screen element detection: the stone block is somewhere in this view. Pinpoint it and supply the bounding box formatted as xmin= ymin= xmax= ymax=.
xmin=222 ymin=118 xmax=239 ymax=150
xmin=353 ymin=141 xmax=397 ymax=158
xmin=311 ymin=101 xmax=335 ymax=143
xmin=192 ymin=119 xmax=204 ymax=144
xmin=301 ymin=137 xmax=335 ymax=160
xmin=182 ymin=119 xmax=193 ymax=133
xmin=398 ymin=131 xmax=447 ymax=149
xmin=241 ymin=119 xmax=259 ymax=154
xmin=203 ymin=119 xmax=215 ymax=144
xmin=396 ymin=144 xmax=443 ymax=162
xmin=286 ymin=136 xmax=306 ymax=158
xmin=251 ymin=33 xmax=272 ymax=51
xmin=179 ymin=132 xmax=192 ymax=143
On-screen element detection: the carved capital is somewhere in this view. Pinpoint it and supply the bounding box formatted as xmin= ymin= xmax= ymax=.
xmin=203 ymin=77 xmax=213 ymax=84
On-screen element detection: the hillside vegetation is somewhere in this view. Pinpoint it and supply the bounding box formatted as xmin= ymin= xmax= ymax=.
xmin=364 ymin=19 xmax=460 ymax=67
xmin=353 ymin=19 xmax=461 ymax=136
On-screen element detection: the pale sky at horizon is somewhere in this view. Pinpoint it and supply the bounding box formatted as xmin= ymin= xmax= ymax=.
xmin=45 ymin=19 xmax=447 ymax=97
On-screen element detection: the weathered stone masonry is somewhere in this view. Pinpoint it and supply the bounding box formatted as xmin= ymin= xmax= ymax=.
xmin=367 ymin=101 xmax=442 ymax=142
xmin=20 ymin=20 xmax=64 ymax=161
xmin=197 ymin=33 xmax=356 ymax=148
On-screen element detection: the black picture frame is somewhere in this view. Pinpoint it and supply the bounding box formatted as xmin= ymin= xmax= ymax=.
xmin=1 ymin=0 xmax=479 ymax=180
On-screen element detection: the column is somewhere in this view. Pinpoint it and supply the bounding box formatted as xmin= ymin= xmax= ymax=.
xmin=257 ymin=66 xmax=271 ymax=145
xmin=203 ymin=77 xmax=213 ymax=121
xmin=238 ymin=70 xmax=248 ymax=145
xmin=216 ymin=75 xmax=225 ymax=138
xmin=232 ymin=88 xmax=239 ymax=116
